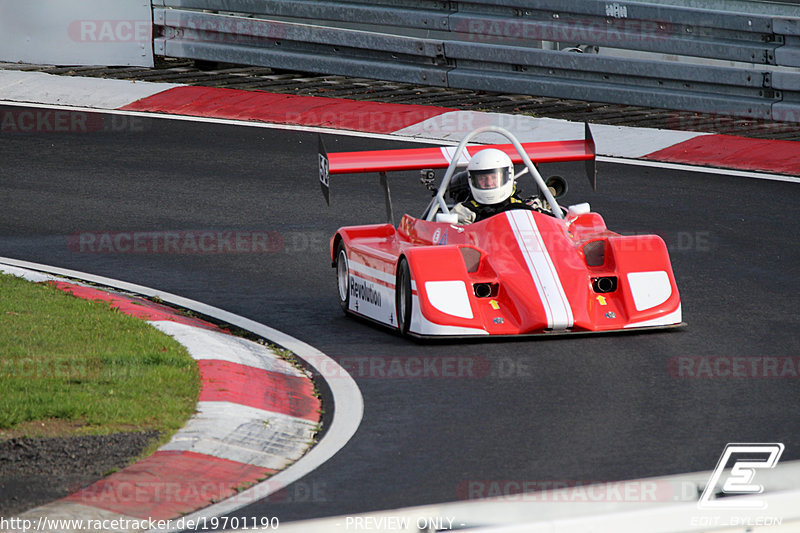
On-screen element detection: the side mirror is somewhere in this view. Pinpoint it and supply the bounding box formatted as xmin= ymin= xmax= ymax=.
xmin=546 ymin=175 xmax=569 ymax=199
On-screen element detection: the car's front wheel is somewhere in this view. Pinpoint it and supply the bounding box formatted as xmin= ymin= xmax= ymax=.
xmin=335 ymin=241 xmax=350 ymax=314
xmin=396 ymin=258 xmax=412 ymax=335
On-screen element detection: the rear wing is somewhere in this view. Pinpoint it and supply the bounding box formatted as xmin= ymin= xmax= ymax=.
xmin=319 ymin=124 xmax=596 ymax=223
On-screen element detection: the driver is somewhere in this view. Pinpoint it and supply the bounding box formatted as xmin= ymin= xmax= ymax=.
xmin=452 ymin=148 xmax=548 ymax=224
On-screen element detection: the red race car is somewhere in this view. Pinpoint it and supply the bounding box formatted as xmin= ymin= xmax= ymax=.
xmin=321 ymin=125 xmax=683 ymax=338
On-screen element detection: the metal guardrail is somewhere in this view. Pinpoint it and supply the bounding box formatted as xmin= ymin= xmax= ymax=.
xmin=152 ymin=0 xmax=800 ymax=122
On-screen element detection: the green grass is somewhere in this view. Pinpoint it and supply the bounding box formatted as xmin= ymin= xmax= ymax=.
xmin=0 ymin=273 xmax=200 ymax=440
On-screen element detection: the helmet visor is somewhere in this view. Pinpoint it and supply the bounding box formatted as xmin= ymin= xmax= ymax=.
xmin=469 ymin=168 xmax=509 ymax=190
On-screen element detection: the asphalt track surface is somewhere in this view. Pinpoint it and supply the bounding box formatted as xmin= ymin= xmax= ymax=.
xmin=1 ymin=106 xmax=799 ymax=523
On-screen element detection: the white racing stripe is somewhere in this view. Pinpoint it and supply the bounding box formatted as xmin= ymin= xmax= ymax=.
xmin=440 ymin=146 xmax=472 ymax=165
xmin=507 ymin=211 xmax=573 ymax=330
xmin=348 ymin=259 xmax=395 ymax=286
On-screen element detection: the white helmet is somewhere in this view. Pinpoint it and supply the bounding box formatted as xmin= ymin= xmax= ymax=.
xmin=467 ymin=148 xmax=514 ymax=205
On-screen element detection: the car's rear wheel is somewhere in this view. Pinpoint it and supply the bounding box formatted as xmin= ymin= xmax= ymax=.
xmin=396 ymin=258 xmax=412 ymax=335
xmin=335 ymin=241 xmax=350 ymax=314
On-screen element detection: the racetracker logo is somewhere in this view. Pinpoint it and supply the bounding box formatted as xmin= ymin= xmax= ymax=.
xmin=282 ymin=109 xmax=448 ymax=133
xmin=68 ymin=20 xmax=150 ymax=43
xmin=335 ymin=356 xmax=490 ymax=379
xmin=315 ymin=356 xmax=534 ymax=380
xmin=451 ymin=17 xmax=674 ymax=45
xmin=457 ymin=479 xmax=690 ymax=503
xmin=68 ymin=231 xmax=285 ymax=254
xmin=0 ymin=109 xmax=147 ymax=134
xmin=72 ymin=479 xmax=326 ymax=507
xmin=0 ymin=357 xmax=104 ymax=381
xmin=668 ymin=356 xmax=800 ymax=378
